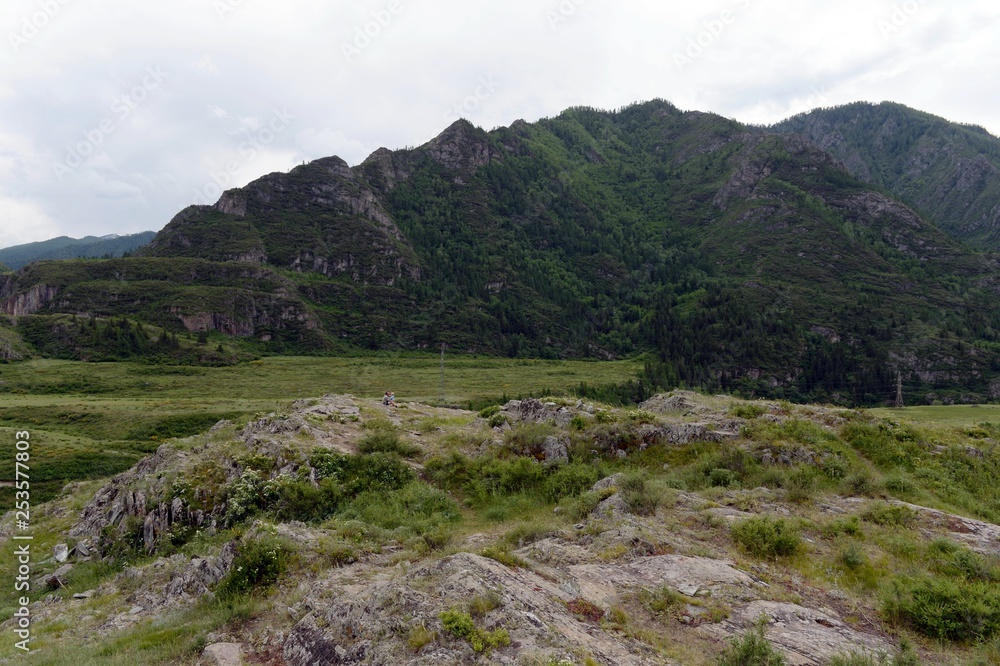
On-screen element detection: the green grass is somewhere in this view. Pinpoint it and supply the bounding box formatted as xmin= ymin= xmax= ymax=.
xmin=870 ymin=404 xmax=1000 ymax=429
xmin=0 ymin=356 xmax=639 ymax=507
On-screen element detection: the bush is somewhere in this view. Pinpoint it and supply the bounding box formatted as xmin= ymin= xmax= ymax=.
xmin=821 ymin=515 xmax=862 ymax=538
xmin=731 ymin=516 xmax=802 ymax=559
xmin=339 ymin=482 xmax=459 ymax=534
xmin=829 ymin=640 xmax=920 ymax=666
xmin=842 ymin=470 xmax=883 ymax=498
xmin=716 ymin=618 xmax=786 ymax=665
xmin=861 ymin=502 xmax=917 ymax=527
xmin=709 ymin=468 xmax=740 ymax=488
xmin=216 ymin=537 xmax=288 ymax=599
xmin=882 ymin=575 xmax=1000 ymax=641
xmin=312 ymin=451 xmax=415 ymax=495
xmin=733 ymin=404 xmax=767 ymax=419
xmin=784 ymin=466 xmax=818 ymax=503
xmin=478 ymin=405 xmax=501 ymax=418
xmin=639 ymin=585 xmax=686 ymax=619
xmin=271 ymin=478 xmax=343 ymax=523
xmin=357 ymin=430 xmax=421 ymax=458
xmin=439 ymin=610 xmax=511 ymax=654
xmin=619 ymin=473 xmax=662 ymax=516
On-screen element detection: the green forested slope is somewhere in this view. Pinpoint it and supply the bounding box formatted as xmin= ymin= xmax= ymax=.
xmin=771 ymin=102 xmax=1000 ymax=251
xmin=3 ymin=100 xmax=1000 ymax=404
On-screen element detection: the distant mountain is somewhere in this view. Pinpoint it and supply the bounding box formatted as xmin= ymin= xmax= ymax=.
xmin=770 ymin=102 xmax=1000 ymax=251
xmin=3 ymin=101 xmax=1000 ymax=404
xmin=0 ymin=232 xmax=156 ymax=270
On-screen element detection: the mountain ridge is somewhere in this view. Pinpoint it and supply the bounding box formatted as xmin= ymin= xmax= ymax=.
xmin=3 ymin=99 xmax=1000 ymax=404
xmin=0 ymin=231 xmax=156 ymax=270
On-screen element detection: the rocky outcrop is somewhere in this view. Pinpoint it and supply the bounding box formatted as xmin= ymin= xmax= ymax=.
xmin=702 ymin=601 xmax=892 ymax=666
xmin=283 ymin=552 xmax=668 ymax=666
xmin=423 ymin=120 xmax=494 ymax=175
xmin=0 ymin=282 xmax=59 ymax=315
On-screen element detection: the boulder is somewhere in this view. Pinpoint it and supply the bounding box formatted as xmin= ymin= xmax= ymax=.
xmin=542 ymin=436 xmax=568 ymax=463
xmin=204 ymin=643 xmax=243 ymax=666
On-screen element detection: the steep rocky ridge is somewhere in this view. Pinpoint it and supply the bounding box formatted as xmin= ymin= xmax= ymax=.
xmin=2 ymin=101 xmax=1000 ymax=399
xmin=771 ymin=101 xmax=1000 ymax=251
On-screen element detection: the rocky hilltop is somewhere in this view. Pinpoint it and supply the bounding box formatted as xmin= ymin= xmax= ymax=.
xmin=6 ymin=391 xmax=1000 ymax=664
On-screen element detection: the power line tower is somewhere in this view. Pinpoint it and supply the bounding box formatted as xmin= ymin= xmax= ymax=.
xmin=439 ymin=343 xmax=446 ymax=404
xmin=893 ymin=371 xmax=904 ymax=409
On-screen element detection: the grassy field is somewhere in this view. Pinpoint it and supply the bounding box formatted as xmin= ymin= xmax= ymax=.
xmin=870 ymin=403 xmax=1000 ymax=429
xmin=0 ymin=356 xmax=641 ymax=505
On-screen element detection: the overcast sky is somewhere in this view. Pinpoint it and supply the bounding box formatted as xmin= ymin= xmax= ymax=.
xmin=1 ymin=0 xmax=998 ymax=250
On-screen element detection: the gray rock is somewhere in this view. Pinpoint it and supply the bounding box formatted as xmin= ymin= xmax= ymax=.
xmin=53 ymin=544 xmax=69 ymax=563
xmin=591 ymin=474 xmax=625 ymax=493
xmin=208 ymin=419 xmax=233 ymax=433
xmin=73 ymin=590 xmax=95 ymax=600
xmin=203 ymin=642 xmax=244 ymax=666
xmin=592 ymin=493 xmax=631 ymax=518
xmin=542 ymin=436 xmax=568 ymax=463
xmin=41 ymin=563 xmax=74 ymax=590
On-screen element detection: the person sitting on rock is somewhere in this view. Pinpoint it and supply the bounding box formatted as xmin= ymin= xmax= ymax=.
xmin=388 ymin=391 xmax=397 ymax=407
xmin=383 ymin=391 xmax=391 ymax=406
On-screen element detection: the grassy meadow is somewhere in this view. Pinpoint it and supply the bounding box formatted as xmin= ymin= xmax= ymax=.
xmin=0 ymin=356 xmax=640 ymax=505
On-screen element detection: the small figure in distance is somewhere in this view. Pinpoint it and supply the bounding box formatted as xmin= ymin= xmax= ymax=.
xmin=388 ymin=391 xmax=397 ymax=407
xmin=383 ymin=391 xmax=391 ymax=406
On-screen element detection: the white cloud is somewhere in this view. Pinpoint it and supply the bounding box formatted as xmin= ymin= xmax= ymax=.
xmin=0 ymin=0 xmax=999 ymax=249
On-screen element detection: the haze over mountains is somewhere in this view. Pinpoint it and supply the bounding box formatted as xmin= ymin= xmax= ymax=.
xmin=0 ymin=232 xmax=156 ymax=270
xmin=2 ymin=100 xmax=999 ymax=405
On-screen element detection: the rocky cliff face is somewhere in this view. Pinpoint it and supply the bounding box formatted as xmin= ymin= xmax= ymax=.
xmin=771 ymin=101 xmax=1000 ymax=251
xmin=0 ymin=282 xmax=59 ymax=316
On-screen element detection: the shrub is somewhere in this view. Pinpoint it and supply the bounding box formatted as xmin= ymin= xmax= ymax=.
xmin=882 ymin=575 xmax=1000 ymax=641
xmin=567 ymin=598 xmax=605 ymax=623
xmin=821 ymin=515 xmax=862 ymax=538
xmin=619 ymin=473 xmax=661 ymax=516
xmin=439 ymin=610 xmax=511 ymax=654
xmin=640 ymin=585 xmax=686 ymax=619
xmin=487 ymin=413 xmax=508 ymax=428
xmin=469 ymin=591 xmax=503 ymax=618
xmin=842 ymin=470 xmax=883 ymax=498
xmin=544 ymin=464 xmax=601 ymax=502
xmin=357 ymin=430 xmax=421 ymax=458
xmin=478 ymin=405 xmax=501 ymax=418
xmin=709 ymin=468 xmax=740 ymax=488
xmin=480 ymin=545 xmax=530 ymax=569
xmin=339 ymin=482 xmax=459 ymax=534
xmin=731 ymin=516 xmax=802 ymax=559
xmin=861 ymin=502 xmax=917 ymax=527
xmin=716 ymin=618 xmax=786 ymax=665
xmin=312 ymin=451 xmax=415 ymax=495
xmin=407 ymin=624 xmax=435 ymax=652
xmin=838 ymin=544 xmax=867 ymax=571
xmin=271 ymin=478 xmax=342 ymax=523
xmin=784 ymin=466 xmax=818 ymax=503
xmin=829 ymin=640 xmax=920 ymax=666
xmin=216 ymin=537 xmax=288 ymax=599
xmin=733 ymin=404 xmax=767 ymax=419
